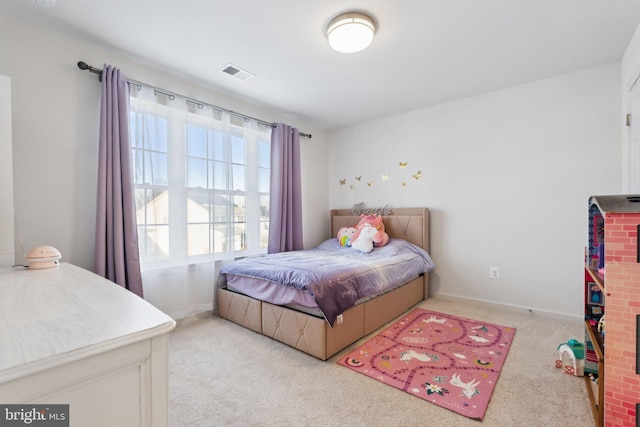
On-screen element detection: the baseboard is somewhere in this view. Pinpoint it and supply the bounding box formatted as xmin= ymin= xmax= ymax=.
xmin=431 ymin=292 xmax=583 ymax=324
xmin=173 ymin=309 xmax=213 ymax=327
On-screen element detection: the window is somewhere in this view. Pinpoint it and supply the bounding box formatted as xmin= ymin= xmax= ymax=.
xmin=130 ymin=90 xmax=271 ymax=270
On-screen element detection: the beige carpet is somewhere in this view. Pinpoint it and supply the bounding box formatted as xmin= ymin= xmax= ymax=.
xmin=169 ymin=296 xmax=594 ymax=426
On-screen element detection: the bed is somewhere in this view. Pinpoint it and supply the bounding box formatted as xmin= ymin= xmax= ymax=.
xmin=216 ymin=207 xmax=433 ymax=360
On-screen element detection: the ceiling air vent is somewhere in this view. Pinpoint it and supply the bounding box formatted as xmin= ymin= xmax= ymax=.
xmin=221 ymin=64 xmax=255 ymax=81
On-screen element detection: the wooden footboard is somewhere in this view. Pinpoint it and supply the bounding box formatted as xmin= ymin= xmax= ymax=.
xmin=217 ymin=275 xmax=426 ymax=360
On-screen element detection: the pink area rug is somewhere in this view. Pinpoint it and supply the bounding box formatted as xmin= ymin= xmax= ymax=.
xmin=338 ymin=308 xmax=515 ymax=420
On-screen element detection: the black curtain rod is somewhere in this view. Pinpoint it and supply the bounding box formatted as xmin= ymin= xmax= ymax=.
xmin=77 ymin=61 xmax=312 ymax=139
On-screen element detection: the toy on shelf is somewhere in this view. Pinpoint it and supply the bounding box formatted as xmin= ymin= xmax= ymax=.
xmin=555 ymin=339 xmax=585 ymax=377
xmin=597 ymin=315 xmax=606 ymax=334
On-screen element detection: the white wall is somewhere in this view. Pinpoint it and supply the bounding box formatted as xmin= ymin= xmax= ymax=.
xmin=0 ymin=75 xmax=14 ymax=267
xmin=622 ymin=21 xmax=640 ymax=193
xmin=0 ymin=8 xmax=329 ymax=316
xmin=329 ymin=64 xmax=622 ymax=318
xmin=0 ymin=5 xmax=627 ymax=319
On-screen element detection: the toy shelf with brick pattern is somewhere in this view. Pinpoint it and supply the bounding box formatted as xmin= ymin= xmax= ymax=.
xmin=584 ymin=195 xmax=640 ymax=427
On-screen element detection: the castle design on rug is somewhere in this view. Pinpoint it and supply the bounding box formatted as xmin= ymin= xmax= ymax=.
xmin=338 ymin=308 xmax=516 ymax=420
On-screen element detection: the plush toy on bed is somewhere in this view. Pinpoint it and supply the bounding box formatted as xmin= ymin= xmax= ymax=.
xmin=350 ymin=224 xmax=378 ymax=253
xmin=337 ymin=226 xmax=359 ymax=247
xmin=356 ymin=213 xmax=389 ymax=247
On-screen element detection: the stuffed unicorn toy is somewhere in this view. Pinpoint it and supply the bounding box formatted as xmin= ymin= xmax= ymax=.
xmin=351 ymin=224 xmax=378 ymax=253
xmin=337 ymin=226 xmax=359 ymax=247
xmin=355 ymin=213 xmax=389 ymax=247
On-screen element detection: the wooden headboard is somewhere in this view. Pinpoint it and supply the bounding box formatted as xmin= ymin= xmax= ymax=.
xmin=329 ymin=207 xmax=430 ymax=250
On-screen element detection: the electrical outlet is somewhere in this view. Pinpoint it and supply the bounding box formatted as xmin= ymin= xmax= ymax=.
xmin=489 ymin=267 xmax=500 ymax=279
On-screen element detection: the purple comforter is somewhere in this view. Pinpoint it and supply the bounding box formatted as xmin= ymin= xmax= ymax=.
xmin=219 ymin=238 xmax=435 ymax=326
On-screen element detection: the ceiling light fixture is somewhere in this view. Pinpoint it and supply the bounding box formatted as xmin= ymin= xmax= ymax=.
xmin=327 ymin=12 xmax=376 ymax=53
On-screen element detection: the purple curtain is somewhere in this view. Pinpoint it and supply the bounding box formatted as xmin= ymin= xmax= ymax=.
xmin=268 ymin=123 xmax=303 ymax=253
xmin=94 ymin=64 xmax=143 ymax=297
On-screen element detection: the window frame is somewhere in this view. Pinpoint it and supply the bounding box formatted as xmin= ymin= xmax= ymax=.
xmin=129 ymin=94 xmax=271 ymax=271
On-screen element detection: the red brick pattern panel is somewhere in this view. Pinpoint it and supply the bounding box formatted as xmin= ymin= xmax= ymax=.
xmin=603 ymin=212 xmax=640 ymax=427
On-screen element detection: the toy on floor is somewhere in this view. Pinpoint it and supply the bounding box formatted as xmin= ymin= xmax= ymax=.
xmin=555 ymin=339 xmax=584 ymax=377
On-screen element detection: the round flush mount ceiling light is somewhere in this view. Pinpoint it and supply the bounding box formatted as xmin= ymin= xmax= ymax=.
xmin=327 ymin=12 xmax=376 ymax=53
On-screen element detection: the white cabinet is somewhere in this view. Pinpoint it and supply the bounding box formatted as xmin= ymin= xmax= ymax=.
xmin=0 ymin=263 xmax=176 ymax=427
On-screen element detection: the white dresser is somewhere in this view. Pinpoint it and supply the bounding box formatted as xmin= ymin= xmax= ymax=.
xmin=0 ymin=263 xmax=176 ymax=427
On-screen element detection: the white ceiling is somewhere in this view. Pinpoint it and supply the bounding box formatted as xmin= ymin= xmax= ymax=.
xmin=8 ymin=0 xmax=640 ymax=130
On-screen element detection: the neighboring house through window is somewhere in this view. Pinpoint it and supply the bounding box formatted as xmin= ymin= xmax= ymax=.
xmin=129 ymin=90 xmax=271 ymax=271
